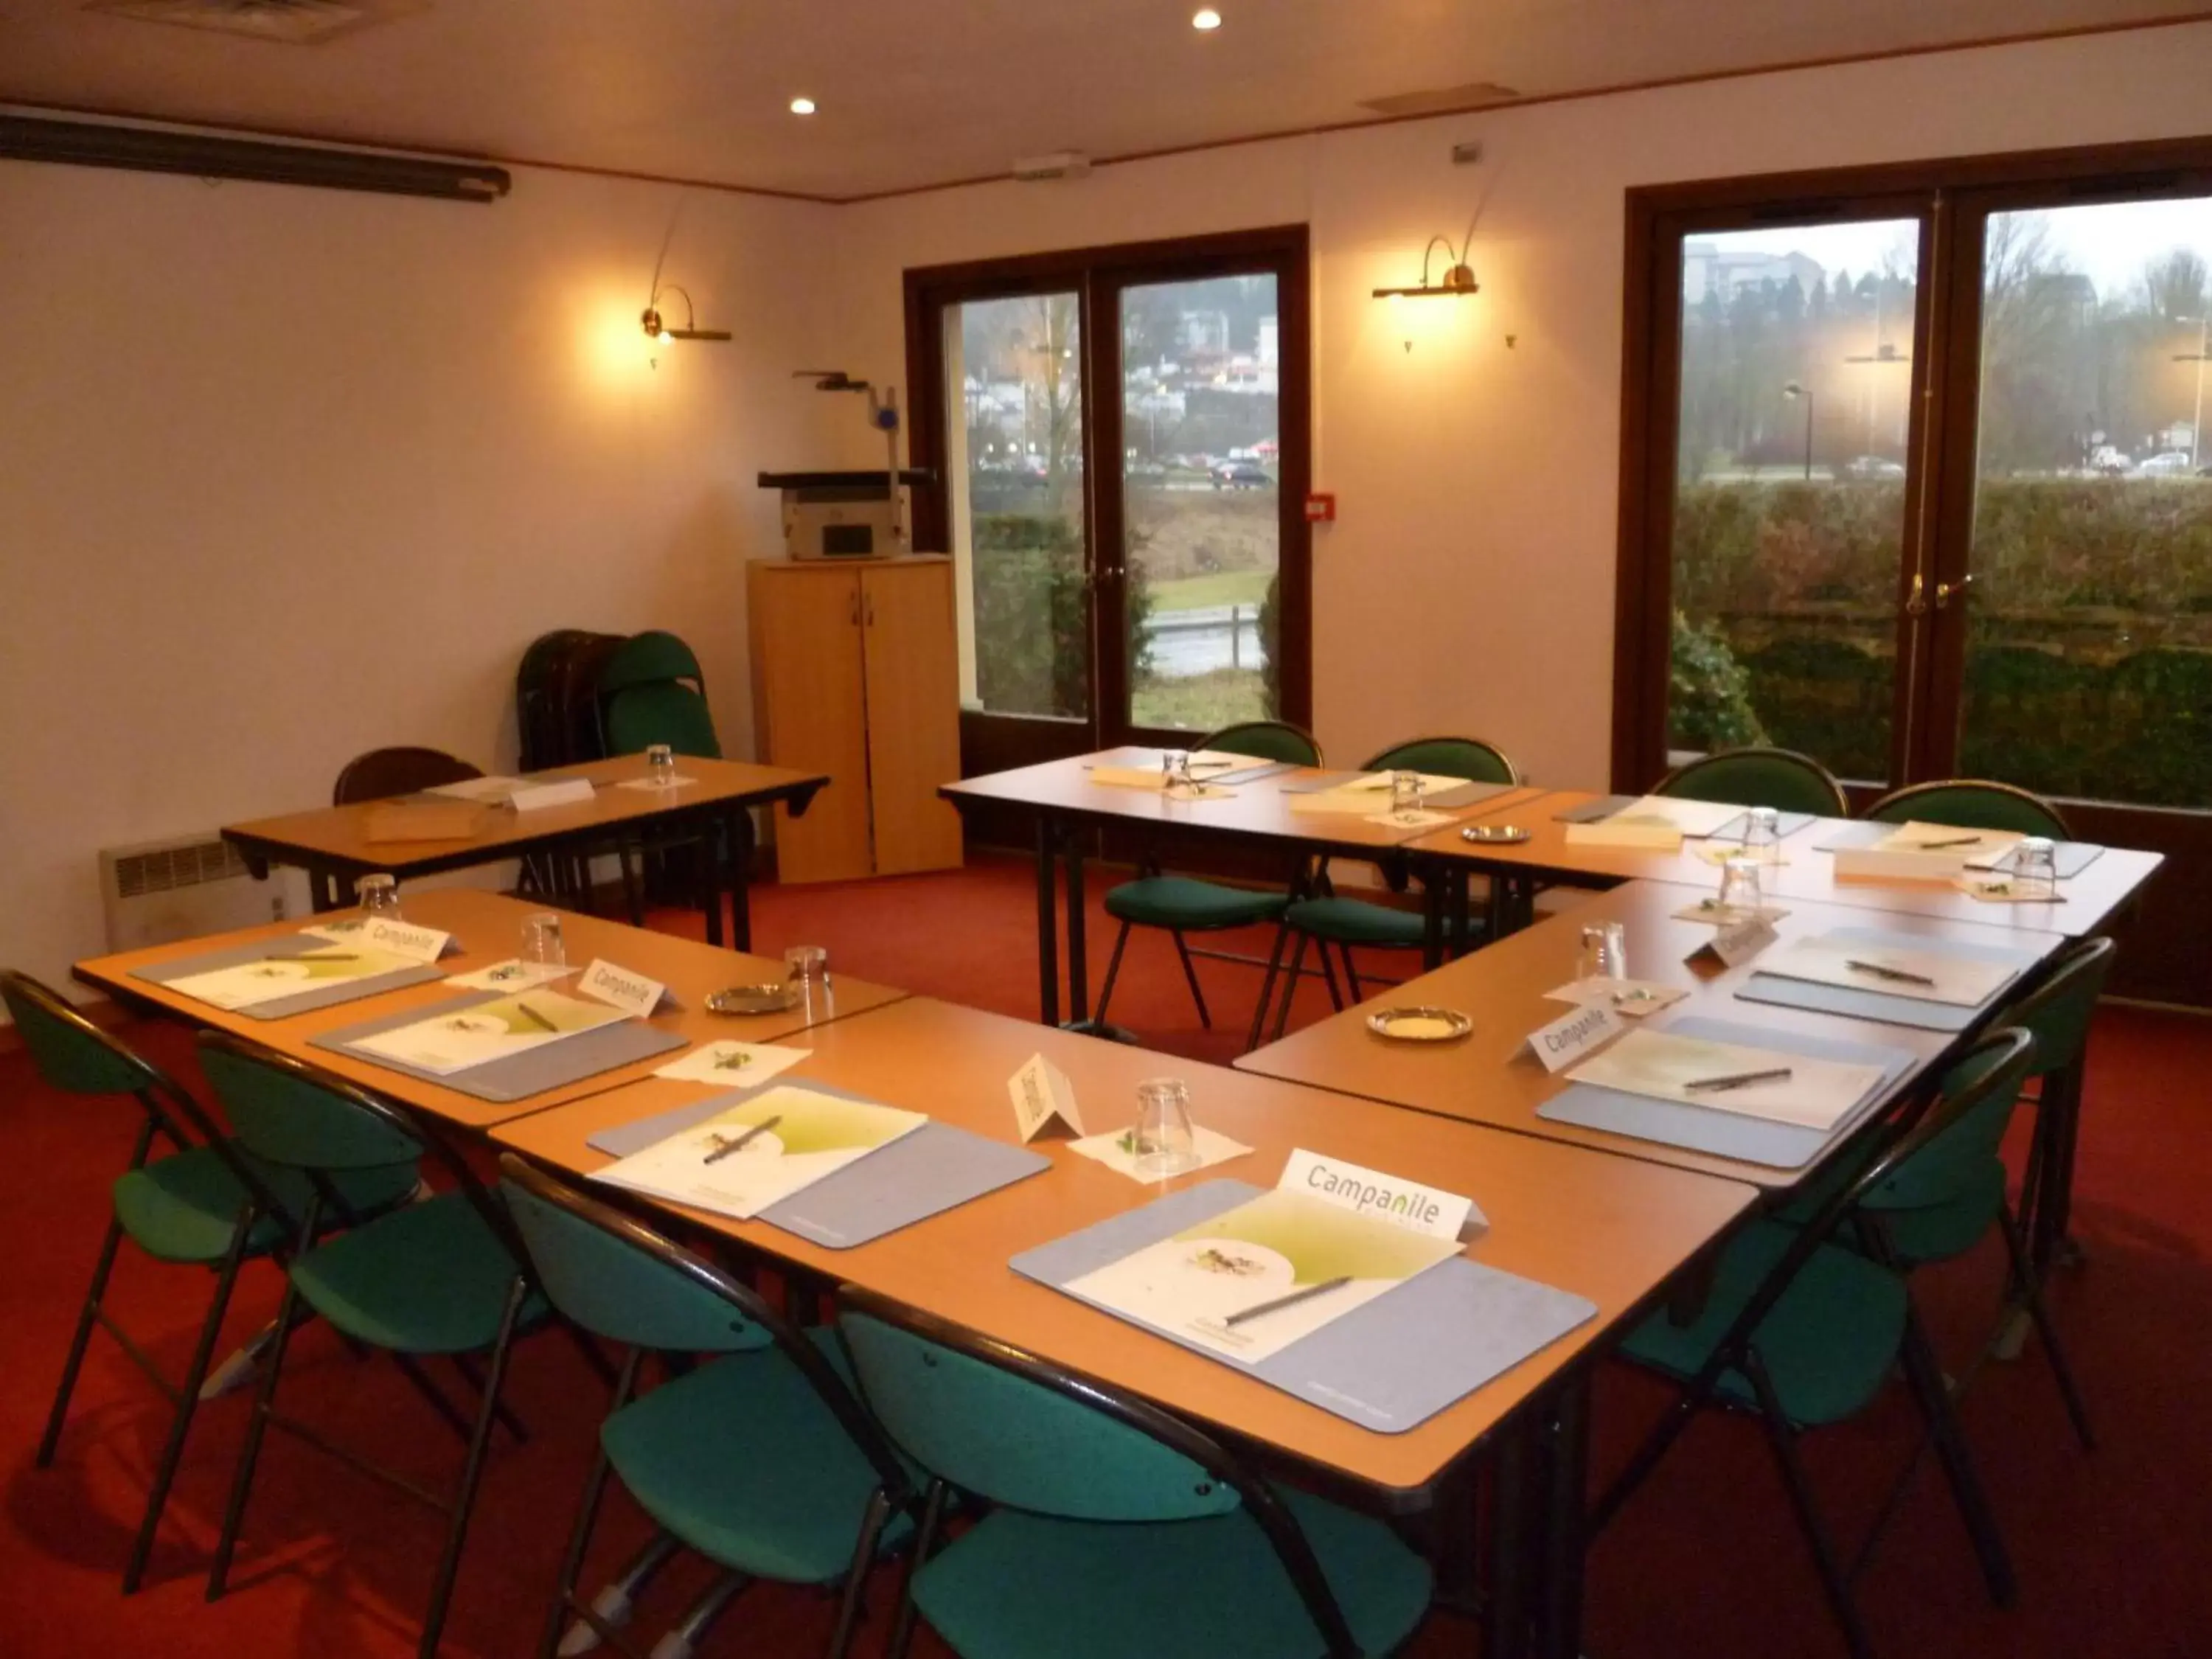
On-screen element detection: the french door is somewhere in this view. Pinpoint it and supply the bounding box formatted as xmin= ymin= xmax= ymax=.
xmin=905 ymin=227 xmax=1312 ymax=782
xmin=1617 ymin=140 xmax=2212 ymax=1004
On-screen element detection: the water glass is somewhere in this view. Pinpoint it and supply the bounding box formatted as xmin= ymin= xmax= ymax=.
xmin=2011 ymin=837 xmax=2059 ymax=901
xmin=1132 ymin=1078 xmax=1199 ymax=1178
xmin=646 ymin=743 xmax=677 ymax=787
xmin=1715 ymin=856 xmax=1765 ymax=920
xmin=1575 ymin=921 xmax=1629 ymax=984
xmin=521 ymin=911 xmax=566 ymax=970
xmin=355 ymin=872 xmax=403 ymax=922
xmin=1742 ymin=806 xmax=1781 ymax=866
xmin=1160 ymin=750 xmax=1196 ymax=799
xmin=1390 ymin=769 xmax=1425 ymax=816
xmin=785 ymin=945 xmax=833 ymax=1020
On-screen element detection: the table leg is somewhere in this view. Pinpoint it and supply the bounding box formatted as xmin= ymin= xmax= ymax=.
xmin=309 ymin=868 xmax=345 ymax=914
xmin=697 ymin=820 xmax=725 ymax=949
xmin=1486 ymin=1422 xmax=1535 ymax=1659
xmin=1422 ymin=865 xmax=1447 ymax=971
xmin=1063 ymin=830 xmax=1089 ymax=1026
xmin=1535 ymin=1372 xmax=1591 ymax=1659
xmin=726 ymin=807 xmax=755 ymax=953
xmin=1034 ymin=818 xmax=1060 ymax=1028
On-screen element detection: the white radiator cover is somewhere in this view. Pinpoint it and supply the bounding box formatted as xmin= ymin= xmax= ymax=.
xmin=97 ymin=833 xmax=305 ymax=952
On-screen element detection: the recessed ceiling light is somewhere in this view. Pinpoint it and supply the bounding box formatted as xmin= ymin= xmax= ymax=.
xmin=1192 ymin=9 xmax=1222 ymax=30
xmin=789 ymin=96 xmax=817 ymax=116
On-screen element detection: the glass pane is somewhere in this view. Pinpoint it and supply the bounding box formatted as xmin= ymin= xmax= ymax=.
xmin=945 ymin=293 xmax=1088 ymax=719
xmin=1121 ymin=274 xmax=1280 ymax=731
xmin=1666 ymin=220 xmax=1921 ymax=783
xmin=1958 ymin=199 xmax=2212 ymax=808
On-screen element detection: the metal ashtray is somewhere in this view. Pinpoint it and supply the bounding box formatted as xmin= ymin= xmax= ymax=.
xmin=706 ymin=983 xmax=801 ymax=1015
xmin=1366 ymin=1006 xmax=1474 ymax=1043
xmin=1462 ymin=824 xmax=1531 ymax=844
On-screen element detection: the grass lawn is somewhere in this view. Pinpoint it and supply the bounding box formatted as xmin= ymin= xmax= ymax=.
xmin=1147 ymin=568 xmax=1273 ymax=612
xmin=1130 ymin=666 xmax=1270 ymax=731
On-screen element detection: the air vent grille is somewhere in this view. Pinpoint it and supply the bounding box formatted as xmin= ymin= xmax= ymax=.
xmin=113 ymin=838 xmax=249 ymax=899
xmin=84 ymin=0 xmax=402 ymax=46
xmin=1358 ymin=82 xmax=1521 ymax=119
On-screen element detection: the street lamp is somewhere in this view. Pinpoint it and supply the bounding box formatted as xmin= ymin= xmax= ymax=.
xmin=1784 ymin=381 xmax=1813 ymax=481
xmin=2171 ymin=313 xmax=2209 ymax=470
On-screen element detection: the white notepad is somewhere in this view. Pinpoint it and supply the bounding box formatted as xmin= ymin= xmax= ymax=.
xmin=1757 ymin=935 xmax=2014 ymax=1008
xmin=1567 ymin=1029 xmax=1887 ymax=1132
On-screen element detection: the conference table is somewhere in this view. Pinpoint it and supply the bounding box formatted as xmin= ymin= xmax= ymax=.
xmin=73 ymin=888 xmax=905 ymax=1130
xmin=222 ymin=754 xmax=830 ymax=951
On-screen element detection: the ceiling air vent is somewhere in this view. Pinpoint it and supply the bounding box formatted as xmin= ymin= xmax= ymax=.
xmin=1358 ymin=82 xmax=1521 ymax=119
xmin=83 ymin=0 xmax=407 ymax=46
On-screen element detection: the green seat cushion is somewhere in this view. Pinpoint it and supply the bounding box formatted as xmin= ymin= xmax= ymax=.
xmin=114 ymin=1148 xmax=417 ymax=1266
xmin=1283 ymin=896 xmax=1464 ymax=949
xmin=1105 ymin=877 xmax=1289 ymax=931
xmin=913 ymin=1484 xmax=1430 ymax=1659
xmin=290 ymin=1192 xmax=543 ymax=1354
xmin=602 ymin=1327 xmax=908 ymax=1585
xmin=1621 ymin=1220 xmax=1906 ymax=1429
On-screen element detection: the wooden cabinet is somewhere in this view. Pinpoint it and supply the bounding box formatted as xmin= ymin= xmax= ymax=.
xmin=747 ymin=558 xmax=964 ymax=883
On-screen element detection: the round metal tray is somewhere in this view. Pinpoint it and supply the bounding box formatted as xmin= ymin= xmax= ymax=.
xmin=1366 ymin=1006 xmax=1474 ymax=1043
xmin=706 ymin=983 xmax=800 ymax=1016
xmin=1461 ymin=824 xmax=1531 ymax=844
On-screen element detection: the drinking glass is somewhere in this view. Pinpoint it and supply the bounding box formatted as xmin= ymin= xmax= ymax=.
xmin=1742 ymin=806 xmax=1781 ymax=866
xmin=646 ymin=743 xmax=677 ymax=787
xmin=1575 ymin=922 xmax=1628 ymax=984
xmin=2011 ymin=837 xmax=2059 ymax=901
xmin=355 ymin=872 xmax=403 ymax=922
xmin=521 ymin=912 xmax=566 ymax=970
xmin=1390 ymin=769 xmax=1425 ymax=817
xmin=1715 ymin=856 xmax=1764 ymax=920
xmin=1132 ymin=1078 xmax=1199 ymax=1178
xmin=1160 ymin=750 xmax=1196 ymax=799
xmin=785 ymin=945 xmax=833 ymax=1020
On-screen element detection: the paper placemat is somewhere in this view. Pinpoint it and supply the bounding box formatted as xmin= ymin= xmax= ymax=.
xmin=1554 ymin=794 xmax=1636 ymax=824
xmin=1012 ymin=1180 xmax=1596 ymax=1435
xmin=1538 ymin=1015 xmax=1916 ymax=1169
xmin=1733 ymin=925 xmax=2045 ymax=1033
xmin=133 ymin=938 xmax=445 ymax=1020
xmin=1424 ymin=780 xmax=1520 ymax=810
xmin=1815 ymin=822 xmax=2107 ymax=878
xmin=1277 ymin=771 xmax=1375 ymax=794
xmin=311 ymin=990 xmax=685 ymax=1102
xmin=1209 ymin=761 xmax=1299 ymax=786
xmin=586 ymin=1085 xmax=1048 ymax=1248
xmin=1706 ymin=809 xmax=1819 ymax=841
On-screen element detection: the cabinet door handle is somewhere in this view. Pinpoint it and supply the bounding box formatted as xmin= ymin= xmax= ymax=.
xmin=849 ymin=588 xmax=860 ymax=625
xmin=865 ymin=591 xmax=875 ymax=625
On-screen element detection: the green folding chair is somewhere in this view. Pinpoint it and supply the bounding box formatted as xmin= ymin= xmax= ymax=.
xmin=2 ymin=972 xmax=417 ymax=1594
xmin=1251 ymin=734 xmax=1520 ymax=1047
xmin=1654 ymin=745 xmax=1848 ymax=817
xmin=1093 ymin=720 xmax=1324 ymax=1036
xmin=1862 ymin=778 xmax=2073 ymax=839
xmin=498 ymin=1157 xmax=914 ymax=1659
xmin=838 ymin=1289 xmax=1433 ymax=1659
xmin=1593 ymin=1029 xmax=2039 ymax=1659
xmin=2007 ymin=935 xmax=2117 ymax=1285
xmin=598 ymin=630 xmax=721 ymax=760
xmin=197 ymin=1034 xmax=580 ymax=1659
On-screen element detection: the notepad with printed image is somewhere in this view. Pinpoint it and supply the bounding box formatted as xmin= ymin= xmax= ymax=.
xmin=1566 ymin=1028 xmax=1889 ymax=1133
xmin=161 ymin=944 xmax=425 ymax=1012
xmin=1062 ymin=1187 xmax=1463 ymax=1366
xmin=348 ymin=987 xmax=627 ymax=1076
xmin=1756 ymin=933 xmax=2016 ymax=1008
xmin=590 ymin=1083 xmax=928 ymax=1221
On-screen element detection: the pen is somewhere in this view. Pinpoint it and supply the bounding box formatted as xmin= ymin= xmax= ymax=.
xmin=1683 ymin=1067 xmax=1794 ymax=1093
xmin=515 ymin=1001 xmax=557 ymax=1032
xmin=703 ymin=1113 xmax=781 ymax=1165
xmin=299 ymin=952 xmax=359 ymax=961
xmin=1845 ymin=959 xmax=1938 ymax=986
xmin=1222 ymin=1276 xmax=1352 ymax=1329
xmin=1913 ymin=835 xmax=1984 ymax=849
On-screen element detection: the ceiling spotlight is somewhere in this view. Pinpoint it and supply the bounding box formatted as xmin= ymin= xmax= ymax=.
xmin=1192 ymin=8 xmax=1222 ymax=30
xmin=790 ymin=96 xmax=817 ymax=116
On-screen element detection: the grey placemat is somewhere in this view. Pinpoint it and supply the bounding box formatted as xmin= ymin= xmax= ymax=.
xmin=1554 ymin=794 xmax=1636 ymax=823
xmin=1425 ymin=780 xmax=1520 ymax=810
xmin=1538 ymin=1015 xmax=1917 ymax=1171
xmin=1012 ymin=1180 xmax=1596 ymax=1435
xmin=1208 ymin=761 xmax=1299 ymax=786
xmin=586 ymin=1082 xmax=1048 ymax=1249
xmin=133 ymin=936 xmax=445 ymax=1020
xmin=1815 ymin=821 xmax=2106 ymax=877
xmin=1733 ymin=925 xmax=2046 ymax=1034
xmin=311 ymin=990 xmax=686 ymax=1102
xmin=1706 ymin=809 xmax=1819 ymax=841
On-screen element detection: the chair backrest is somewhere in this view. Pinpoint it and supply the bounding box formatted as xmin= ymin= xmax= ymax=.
xmin=332 ymin=747 xmax=483 ymax=807
xmin=1654 ymin=746 xmax=1848 ymax=817
xmin=603 ymin=681 xmax=723 ymax=759
xmin=198 ymin=1033 xmax=423 ymax=1174
xmin=1863 ymin=779 xmax=2073 ymax=838
xmin=1201 ymin=720 xmax=1322 ymax=768
xmin=598 ymin=630 xmax=706 ymax=696
xmin=1 ymin=969 xmax=169 ymax=1099
xmin=1848 ymin=1027 xmax=2040 ymax=1217
xmin=2000 ymin=935 xmax=2116 ymax=1082
xmin=1363 ymin=734 xmax=1520 ymax=786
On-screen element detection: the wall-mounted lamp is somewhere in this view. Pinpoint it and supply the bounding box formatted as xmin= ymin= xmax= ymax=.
xmin=1374 ymin=220 xmax=1480 ymax=353
xmin=641 ymin=202 xmax=732 ymax=369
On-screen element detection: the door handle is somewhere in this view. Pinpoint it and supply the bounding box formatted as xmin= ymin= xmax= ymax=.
xmin=849 ymin=588 xmax=860 ymax=625
xmin=1905 ymin=570 xmax=1927 ymax=616
xmin=864 ymin=590 xmax=875 ymax=625
xmin=1935 ymin=572 xmax=1975 ymax=610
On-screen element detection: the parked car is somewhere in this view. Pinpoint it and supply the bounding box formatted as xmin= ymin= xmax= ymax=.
xmin=1211 ymin=462 xmax=1272 ymax=490
xmin=2135 ymin=450 xmax=2196 ymax=477
xmin=1840 ymin=455 xmax=1906 ymax=480
xmin=2090 ymin=445 xmax=2135 ymax=476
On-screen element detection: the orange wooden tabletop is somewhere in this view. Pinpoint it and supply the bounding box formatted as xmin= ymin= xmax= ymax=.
xmin=73 ymin=888 xmax=906 ymax=1131
xmin=1404 ymin=788 xmax=2164 ymax=939
xmin=223 ymin=755 xmax=827 ymax=872
xmin=1237 ymin=878 xmax=2067 ymax=1189
xmin=493 ymin=994 xmax=1756 ymax=1499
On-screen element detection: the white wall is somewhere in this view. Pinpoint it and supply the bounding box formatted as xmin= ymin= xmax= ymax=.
xmin=0 ymin=157 xmax=843 ymax=997
xmin=824 ymin=22 xmax=2212 ymax=782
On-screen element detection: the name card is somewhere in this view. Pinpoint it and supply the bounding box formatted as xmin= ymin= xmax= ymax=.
xmin=1690 ymin=914 xmax=1779 ymax=969
xmin=359 ymin=917 xmax=453 ymax=964
xmin=576 ymin=958 xmax=674 ymax=1018
xmin=1280 ymin=1148 xmax=1483 ymax=1241
xmin=1008 ymin=1053 xmax=1085 ymax=1142
xmin=509 ymin=777 xmax=597 ymax=813
xmin=1522 ymin=1002 xmax=1624 ymax=1074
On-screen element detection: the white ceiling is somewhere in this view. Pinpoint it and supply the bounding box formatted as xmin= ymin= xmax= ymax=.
xmin=0 ymin=0 xmax=2201 ymax=200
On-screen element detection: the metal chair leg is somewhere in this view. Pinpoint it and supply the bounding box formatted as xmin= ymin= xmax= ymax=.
xmin=1896 ymin=1296 xmax=2017 ymax=1607
xmin=1092 ymin=922 xmax=1132 ymax=1027
xmin=38 ymin=1214 xmax=126 ymax=1467
xmin=417 ymin=1279 xmax=527 ymax=1659
xmin=1271 ymin=934 xmax=1312 ymax=1042
xmin=1996 ymin=1206 xmax=2095 ymax=1450
xmin=826 ymin=1488 xmax=895 ymax=1659
xmin=1316 ymin=936 xmax=1345 ymax=1012
xmin=1745 ymin=1349 xmax=1877 ymax=1659
xmin=1169 ymin=931 xmax=1211 ymax=1028
xmin=647 ymin=1568 xmax=752 ymax=1659
xmin=886 ymin=1480 xmax=950 ymax=1659
xmin=208 ymin=1270 xmax=313 ymax=1601
xmin=1338 ymin=944 xmax=1362 ymax=1003
xmin=1245 ymin=922 xmax=1295 ymax=1054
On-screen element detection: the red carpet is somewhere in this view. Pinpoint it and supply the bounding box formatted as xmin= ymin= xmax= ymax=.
xmin=3 ymin=852 xmax=2208 ymax=1657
